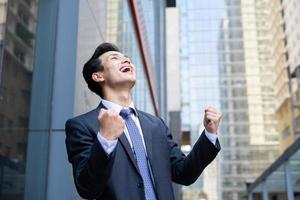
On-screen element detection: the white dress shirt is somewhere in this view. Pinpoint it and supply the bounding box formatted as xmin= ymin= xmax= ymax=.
xmin=97 ymin=100 xmax=218 ymax=154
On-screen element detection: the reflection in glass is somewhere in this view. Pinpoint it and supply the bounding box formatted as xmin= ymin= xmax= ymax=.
xmin=0 ymin=0 xmax=38 ymax=199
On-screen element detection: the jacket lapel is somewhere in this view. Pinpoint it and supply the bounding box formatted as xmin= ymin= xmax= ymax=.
xmin=137 ymin=111 xmax=153 ymax=164
xmin=118 ymin=133 xmax=140 ymax=174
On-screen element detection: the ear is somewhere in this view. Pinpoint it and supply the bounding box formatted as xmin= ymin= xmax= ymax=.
xmin=92 ymin=72 xmax=104 ymax=83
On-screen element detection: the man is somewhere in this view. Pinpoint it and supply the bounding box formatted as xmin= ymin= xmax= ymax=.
xmin=65 ymin=43 xmax=221 ymax=200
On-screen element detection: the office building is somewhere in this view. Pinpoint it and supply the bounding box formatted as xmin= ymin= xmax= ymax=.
xmin=246 ymin=0 xmax=300 ymax=199
xmin=178 ymin=0 xmax=223 ymax=198
xmin=218 ymin=0 xmax=279 ymax=199
xmin=277 ymin=0 xmax=300 ymax=151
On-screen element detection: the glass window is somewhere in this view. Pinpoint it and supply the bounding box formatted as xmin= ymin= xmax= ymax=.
xmin=0 ymin=0 xmax=39 ymax=198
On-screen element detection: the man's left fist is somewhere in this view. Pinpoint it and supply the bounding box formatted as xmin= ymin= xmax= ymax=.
xmin=203 ymin=107 xmax=222 ymax=134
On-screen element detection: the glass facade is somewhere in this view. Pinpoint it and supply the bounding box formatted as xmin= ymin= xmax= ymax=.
xmin=0 ymin=0 xmax=166 ymax=199
xmin=0 ymin=0 xmax=38 ymax=199
xmin=218 ymin=0 xmax=279 ymax=199
xmin=178 ymin=0 xmax=224 ymax=198
xmin=178 ymin=0 xmax=281 ymax=199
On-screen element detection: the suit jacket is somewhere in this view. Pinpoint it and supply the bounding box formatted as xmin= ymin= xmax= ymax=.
xmin=65 ymin=103 xmax=220 ymax=200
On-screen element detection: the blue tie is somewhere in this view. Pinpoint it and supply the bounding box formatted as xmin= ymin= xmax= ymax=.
xmin=120 ymin=108 xmax=156 ymax=200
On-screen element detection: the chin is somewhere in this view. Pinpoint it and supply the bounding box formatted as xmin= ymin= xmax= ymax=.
xmin=115 ymin=79 xmax=136 ymax=89
xmin=127 ymin=78 xmax=136 ymax=87
xmin=126 ymin=75 xmax=136 ymax=83
xmin=128 ymin=79 xmax=136 ymax=86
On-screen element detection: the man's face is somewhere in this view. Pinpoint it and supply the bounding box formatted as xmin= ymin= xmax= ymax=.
xmin=98 ymin=51 xmax=136 ymax=90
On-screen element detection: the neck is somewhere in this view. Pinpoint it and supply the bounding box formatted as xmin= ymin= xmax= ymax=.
xmin=103 ymin=90 xmax=132 ymax=107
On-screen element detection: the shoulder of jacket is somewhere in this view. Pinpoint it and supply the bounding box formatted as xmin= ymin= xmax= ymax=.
xmin=66 ymin=108 xmax=98 ymax=126
xmin=137 ymin=110 xmax=166 ymax=124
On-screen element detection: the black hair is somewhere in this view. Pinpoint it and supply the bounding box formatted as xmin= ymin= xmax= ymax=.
xmin=82 ymin=42 xmax=120 ymax=97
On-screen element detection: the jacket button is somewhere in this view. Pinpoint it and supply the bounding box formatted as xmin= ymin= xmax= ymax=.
xmin=137 ymin=182 xmax=144 ymax=188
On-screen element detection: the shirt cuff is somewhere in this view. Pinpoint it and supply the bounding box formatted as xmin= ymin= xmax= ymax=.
xmin=97 ymin=131 xmax=118 ymax=154
xmin=204 ymin=129 xmax=218 ymax=146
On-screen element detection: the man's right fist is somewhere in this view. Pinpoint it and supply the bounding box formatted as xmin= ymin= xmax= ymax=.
xmin=98 ymin=108 xmax=125 ymax=140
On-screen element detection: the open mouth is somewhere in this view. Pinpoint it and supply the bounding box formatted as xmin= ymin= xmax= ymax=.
xmin=120 ymin=66 xmax=132 ymax=73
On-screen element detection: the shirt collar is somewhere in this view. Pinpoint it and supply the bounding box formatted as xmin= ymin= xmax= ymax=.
xmin=101 ymin=99 xmax=138 ymax=116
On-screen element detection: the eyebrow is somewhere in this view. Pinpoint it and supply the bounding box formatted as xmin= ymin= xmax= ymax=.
xmin=107 ymin=53 xmax=129 ymax=59
xmin=106 ymin=53 xmax=121 ymax=61
xmin=109 ymin=53 xmax=123 ymax=57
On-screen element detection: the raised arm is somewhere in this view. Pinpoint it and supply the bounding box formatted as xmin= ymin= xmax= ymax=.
xmin=65 ymin=118 xmax=115 ymax=199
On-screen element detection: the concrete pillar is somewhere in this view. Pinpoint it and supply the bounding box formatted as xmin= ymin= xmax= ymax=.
xmin=262 ymin=180 xmax=268 ymax=200
xmin=248 ymin=192 xmax=253 ymax=200
xmin=284 ymin=160 xmax=294 ymax=200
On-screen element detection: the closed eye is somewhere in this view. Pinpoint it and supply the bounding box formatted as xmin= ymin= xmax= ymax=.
xmin=111 ymin=56 xmax=118 ymax=60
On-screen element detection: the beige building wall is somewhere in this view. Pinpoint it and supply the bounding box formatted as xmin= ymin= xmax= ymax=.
xmin=0 ymin=1 xmax=7 ymax=40
xmin=271 ymin=0 xmax=300 ymax=153
xmin=219 ymin=0 xmax=279 ymax=199
xmin=281 ymin=0 xmax=300 ymax=150
xmin=282 ymin=0 xmax=300 ymax=74
xmin=106 ymin=0 xmax=121 ymax=43
xmin=202 ymin=158 xmax=218 ymax=200
xmin=270 ymin=0 xmax=295 ymax=153
xmin=241 ymin=0 xmax=263 ymax=145
xmin=241 ymin=0 xmax=278 ymax=145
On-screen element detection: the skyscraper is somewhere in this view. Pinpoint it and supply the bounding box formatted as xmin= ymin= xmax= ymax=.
xmin=218 ymin=0 xmax=279 ymax=199
xmin=0 ymin=1 xmax=38 ymax=198
xmin=277 ymin=0 xmax=300 ymax=151
xmin=178 ymin=0 xmax=223 ymax=198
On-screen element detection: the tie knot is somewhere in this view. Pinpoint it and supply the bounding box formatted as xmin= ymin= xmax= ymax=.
xmin=119 ymin=108 xmax=133 ymax=119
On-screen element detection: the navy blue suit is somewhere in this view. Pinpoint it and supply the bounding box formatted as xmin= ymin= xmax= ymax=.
xmin=65 ymin=103 xmax=220 ymax=199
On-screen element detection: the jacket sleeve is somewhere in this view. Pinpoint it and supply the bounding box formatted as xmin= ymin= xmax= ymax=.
xmin=65 ymin=118 xmax=116 ymax=199
xmin=160 ymin=119 xmax=221 ymax=186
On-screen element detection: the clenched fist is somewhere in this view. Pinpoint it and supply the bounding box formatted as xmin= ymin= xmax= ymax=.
xmin=98 ymin=108 xmax=125 ymax=140
xmin=203 ymin=107 xmax=222 ymax=134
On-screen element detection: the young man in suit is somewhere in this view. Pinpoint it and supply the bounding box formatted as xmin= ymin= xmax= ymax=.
xmin=65 ymin=43 xmax=222 ymax=200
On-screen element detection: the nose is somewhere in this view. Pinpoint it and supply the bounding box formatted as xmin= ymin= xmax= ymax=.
xmin=122 ymin=56 xmax=130 ymax=64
